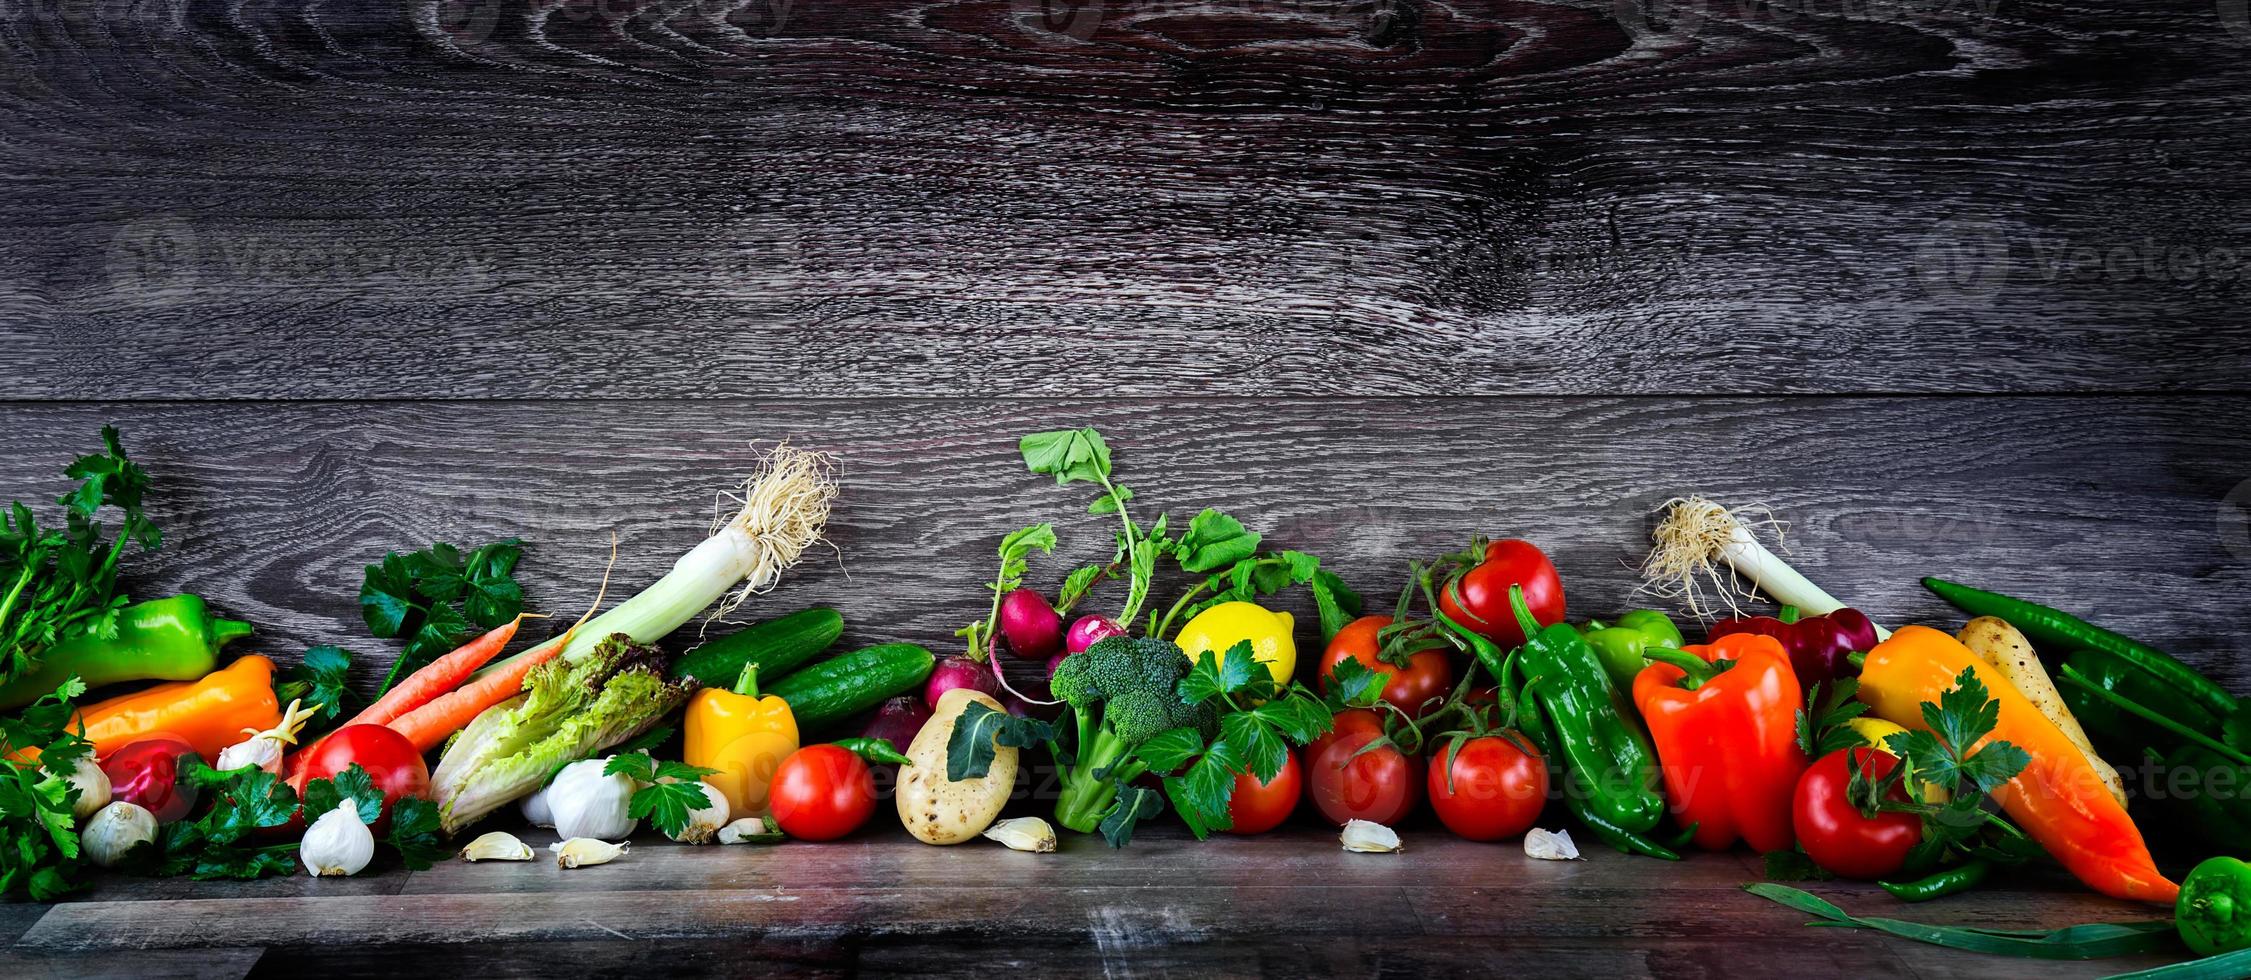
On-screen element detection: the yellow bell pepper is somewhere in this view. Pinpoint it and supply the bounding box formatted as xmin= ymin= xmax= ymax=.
xmin=1174 ymin=601 xmax=1296 ymax=685
xmin=684 ymin=664 xmax=798 ymax=817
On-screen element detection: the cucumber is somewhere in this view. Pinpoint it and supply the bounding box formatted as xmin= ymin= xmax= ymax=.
xmin=672 ymin=607 xmax=845 ymax=687
xmin=767 ymin=643 xmax=937 ymax=731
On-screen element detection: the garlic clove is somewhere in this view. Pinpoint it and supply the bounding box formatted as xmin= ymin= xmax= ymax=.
xmin=717 ymin=817 xmax=784 ymax=845
xmin=1340 ymin=819 xmax=1402 ymax=853
xmin=83 ymin=800 xmax=156 ymax=868
xmin=459 ymin=831 xmax=536 ymax=862
xmin=551 ymin=838 xmax=629 ymax=868
xmin=981 ymin=817 xmax=1056 ymax=853
xmin=666 ymin=779 xmax=731 ymax=845
xmin=66 ymin=754 xmax=111 ymax=823
xmin=302 ymin=798 xmax=375 ymax=877
xmin=1524 ymin=827 xmax=1581 ymax=861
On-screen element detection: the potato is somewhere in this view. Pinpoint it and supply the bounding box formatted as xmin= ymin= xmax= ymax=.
xmin=896 ymin=688 xmax=1017 ymax=845
xmin=1957 ymin=616 xmax=2126 ymax=805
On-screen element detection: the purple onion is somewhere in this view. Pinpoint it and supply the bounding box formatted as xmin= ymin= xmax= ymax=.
xmin=860 ymin=696 xmax=933 ymax=752
xmin=1065 ymin=615 xmax=1126 ymax=655
xmin=998 ymin=589 xmax=1064 ymax=661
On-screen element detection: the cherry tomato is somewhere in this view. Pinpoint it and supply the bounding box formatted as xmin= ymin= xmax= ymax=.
xmin=770 ymin=744 xmax=877 ymax=841
xmin=1320 ymin=615 xmax=1455 ymax=717
xmin=1437 ymin=539 xmax=1565 ymax=648
xmin=1223 ymin=752 xmax=1301 ymax=835
xmin=296 ymin=724 xmax=431 ymax=832
xmin=1428 ymin=734 xmax=1548 ymax=841
xmin=103 ymin=735 xmax=201 ymax=824
xmin=1793 ymin=748 xmax=1923 ymax=879
xmin=1304 ymin=710 xmax=1422 ymax=826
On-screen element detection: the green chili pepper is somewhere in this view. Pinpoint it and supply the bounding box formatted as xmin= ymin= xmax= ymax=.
xmin=2062 ymin=648 xmax=2224 ymax=756
xmin=1881 ymin=859 xmax=1994 ymax=902
xmin=0 ymin=594 xmax=252 ymax=710
xmin=1443 ymin=586 xmax=1664 ymax=835
xmin=2178 ymin=857 xmax=2251 ymax=956
xmin=1922 ymin=578 xmax=2239 ymax=719
xmin=1579 ymin=611 xmax=1685 ymax=690
xmin=1493 ymin=650 xmax=1678 ymax=861
xmin=2149 ymin=746 xmax=2251 ymax=853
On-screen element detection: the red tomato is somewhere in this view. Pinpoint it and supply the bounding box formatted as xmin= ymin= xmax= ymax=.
xmin=103 ymin=735 xmax=201 ymax=824
xmin=1437 ymin=539 xmax=1565 ymax=648
xmin=1793 ymin=748 xmax=1922 ymax=879
xmin=1428 ymin=735 xmax=1548 ymax=841
xmin=770 ymin=745 xmax=877 ymax=841
xmin=1304 ymin=710 xmax=1422 ymax=826
xmin=296 ymin=724 xmax=431 ymax=832
xmin=1320 ymin=615 xmax=1455 ymax=717
xmin=1223 ymin=752 xmax=1301 ymax=835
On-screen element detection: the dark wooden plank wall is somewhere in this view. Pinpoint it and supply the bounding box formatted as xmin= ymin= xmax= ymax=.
xmin=3 ymin=0 xmax=2250 ymax=975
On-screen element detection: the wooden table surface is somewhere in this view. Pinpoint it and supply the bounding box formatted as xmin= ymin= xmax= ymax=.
xmin=5 ymin=0 xmax=2250 ymax=975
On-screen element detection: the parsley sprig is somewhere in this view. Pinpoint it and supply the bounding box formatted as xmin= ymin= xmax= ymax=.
xmin=359 ymin=538 xmax=527 ymax=697
xmin=0 ymin=677 xmax=95 ymax=900
xmin=605 ymin=754 xmax=723 ymax=839
xmin=1147 ymin=641 xmax=1335 ymax=839
xmin=1855 ymin=668 xmax=2036 ymax=870
xmin=0 ymin=427 xmax=161 ymax=687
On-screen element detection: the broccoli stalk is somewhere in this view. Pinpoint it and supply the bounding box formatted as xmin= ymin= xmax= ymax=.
xmin=1048 ymin=636 xmax=1218 ymax=834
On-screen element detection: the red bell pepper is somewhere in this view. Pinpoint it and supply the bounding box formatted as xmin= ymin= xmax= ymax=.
xmin=1436 ymin=538 xmax=1565 ymax=649
xmin=1632 ymin=633 xmax=1809 ymax=853
xmin=1708 ymin=606 xmax=1878 ymax=686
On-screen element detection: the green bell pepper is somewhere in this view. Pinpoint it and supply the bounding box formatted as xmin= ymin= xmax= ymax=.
xmin=2179 ymin=856 xmax=2251 ymax=956
xmin=1441 ymin=585 xmax=1665 ymax=835
xmin=1580 ymin=611 xmax=1685 ymax=689
xmin=0 ymin=594 xmax=253 ymax=709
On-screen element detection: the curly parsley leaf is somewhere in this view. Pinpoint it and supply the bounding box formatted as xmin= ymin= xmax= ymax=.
xmin=158 ymin=758 xmax=302 ymax=880
xmin=303 ymin=764 xmax=384 ymax=826
xmin=1325 ymin=656 xmax=1387 ymax=711
xmin=1177 ymin=643 xmax=1265 ymax=707
xmin=277 ymin=645 xmax=354 ymax=726
xmin=605 ymin=754 xmax=724 ymax=839
xmin=387 ymin=797 xmax=448 ymax=870
xmin=361 ymin=537 xmax=526 ymax=697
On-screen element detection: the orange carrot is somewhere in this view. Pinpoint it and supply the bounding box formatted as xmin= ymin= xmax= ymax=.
xmin=386 ymin=637 xmax=566 ymax=753
xmin=351 ymin=617 xmax=525 ymax=729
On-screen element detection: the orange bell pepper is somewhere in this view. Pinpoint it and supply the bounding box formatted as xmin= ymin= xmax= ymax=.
xmin=76 ymin=655 xmax=282 ymax=762
xmin=1858 ymin=626 xmax=2177 ymax=904
xmin=1633 ymin=633 xmax=1808 ymax=853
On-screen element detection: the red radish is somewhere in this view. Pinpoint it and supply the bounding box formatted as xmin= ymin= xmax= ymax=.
xmin=104 ymin=735 xmax=201 ymax=824
xmin=925 ymin=655 xmax=1000 ymax=707
xmin=860 ymin=696 xmax=932 ymax=751
xmin=998 ymin=589 xmax=1063 ymax=660
xmin=1066 ymin=615 xmax=1125 ymax=654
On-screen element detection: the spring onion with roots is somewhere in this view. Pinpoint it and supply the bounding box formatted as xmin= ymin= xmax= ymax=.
xmin=1639 ymin=496 xmax=1890 ymax=640
xmin=428 ymin=445 xmax=838 ymax=832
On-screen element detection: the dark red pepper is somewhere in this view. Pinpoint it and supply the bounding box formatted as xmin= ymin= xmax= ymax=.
xmin=102 ymin=734 xmax=202 ymax=824
xmin=1707 ymin=606 xmax=1878 ymax=685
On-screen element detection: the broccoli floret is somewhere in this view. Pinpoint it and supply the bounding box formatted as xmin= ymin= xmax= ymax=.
xmin=1050 ymin=636 xmax=1217 ymax=834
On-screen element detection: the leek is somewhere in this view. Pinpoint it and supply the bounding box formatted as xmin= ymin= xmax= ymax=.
xmin=1640 ymin=496 xmax=1891 ymax=639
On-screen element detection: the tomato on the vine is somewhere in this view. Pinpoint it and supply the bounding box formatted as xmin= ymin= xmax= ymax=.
xmin=1793 ymin=748 xmax=1922 ymax=879
xmin=1320 ymin=615 xmax=1455 ymax=717
xmin=771 ymin=744 xmax=878 ymax=841
xmin=1428 ymin=734 xmax=1548 ymax=841
xmin=1223 ymin=752 xmax=1301 ymax=835
xmin=1304 ymin=709 xmax=1422 ymax=826
xmin=1437 ymin=539 xmax=1565 ymax=648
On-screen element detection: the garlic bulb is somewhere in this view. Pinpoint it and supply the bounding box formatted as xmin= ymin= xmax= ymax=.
xmin=302 ymin=799 xmax=375 ymax=877
xmin=667 ymin=779 xmax=731 ymax=845
xmin=982 ymin=817 xmax=1056 ymax=853
xmin=717 ymin=817 xmax=781 ymax=845
xmin=83 ymin=801 xmax=155 ymax=867
xmin=459 ymin=831 xmax=535 ymax=862
xmin=547 ymin=758 xmax=637 ymax=841
xmin=216 ymin=699 xmax=321 ymax=775
xmin=66 ymin=754 xmax=111 ymax=822
xmin=1340 ymin=819 xmax=1402 ymax=853
xmin=551 ymin=838 xmax=629 ymax=868
xmin=520 ymin=784 xmax=555 ymax=828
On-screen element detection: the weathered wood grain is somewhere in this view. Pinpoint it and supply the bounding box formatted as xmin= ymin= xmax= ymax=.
xmin=3 ymin=1 xmax=2249 ymax=398
xmin=18 ymin=833 xmax=2180 ymax=978
xmin=0 ymin=397 xmax=2241 ymax=692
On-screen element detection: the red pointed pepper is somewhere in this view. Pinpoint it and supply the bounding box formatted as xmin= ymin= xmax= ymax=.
xmin=1632 ymin=633 xmax=1809 ymax=853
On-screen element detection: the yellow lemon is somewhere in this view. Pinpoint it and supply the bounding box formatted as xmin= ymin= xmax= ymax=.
xmin=1844 ymin=718 xmax=1948 ymax=803
xmin=1174 ymin=602 xmax=1296 ymax=686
